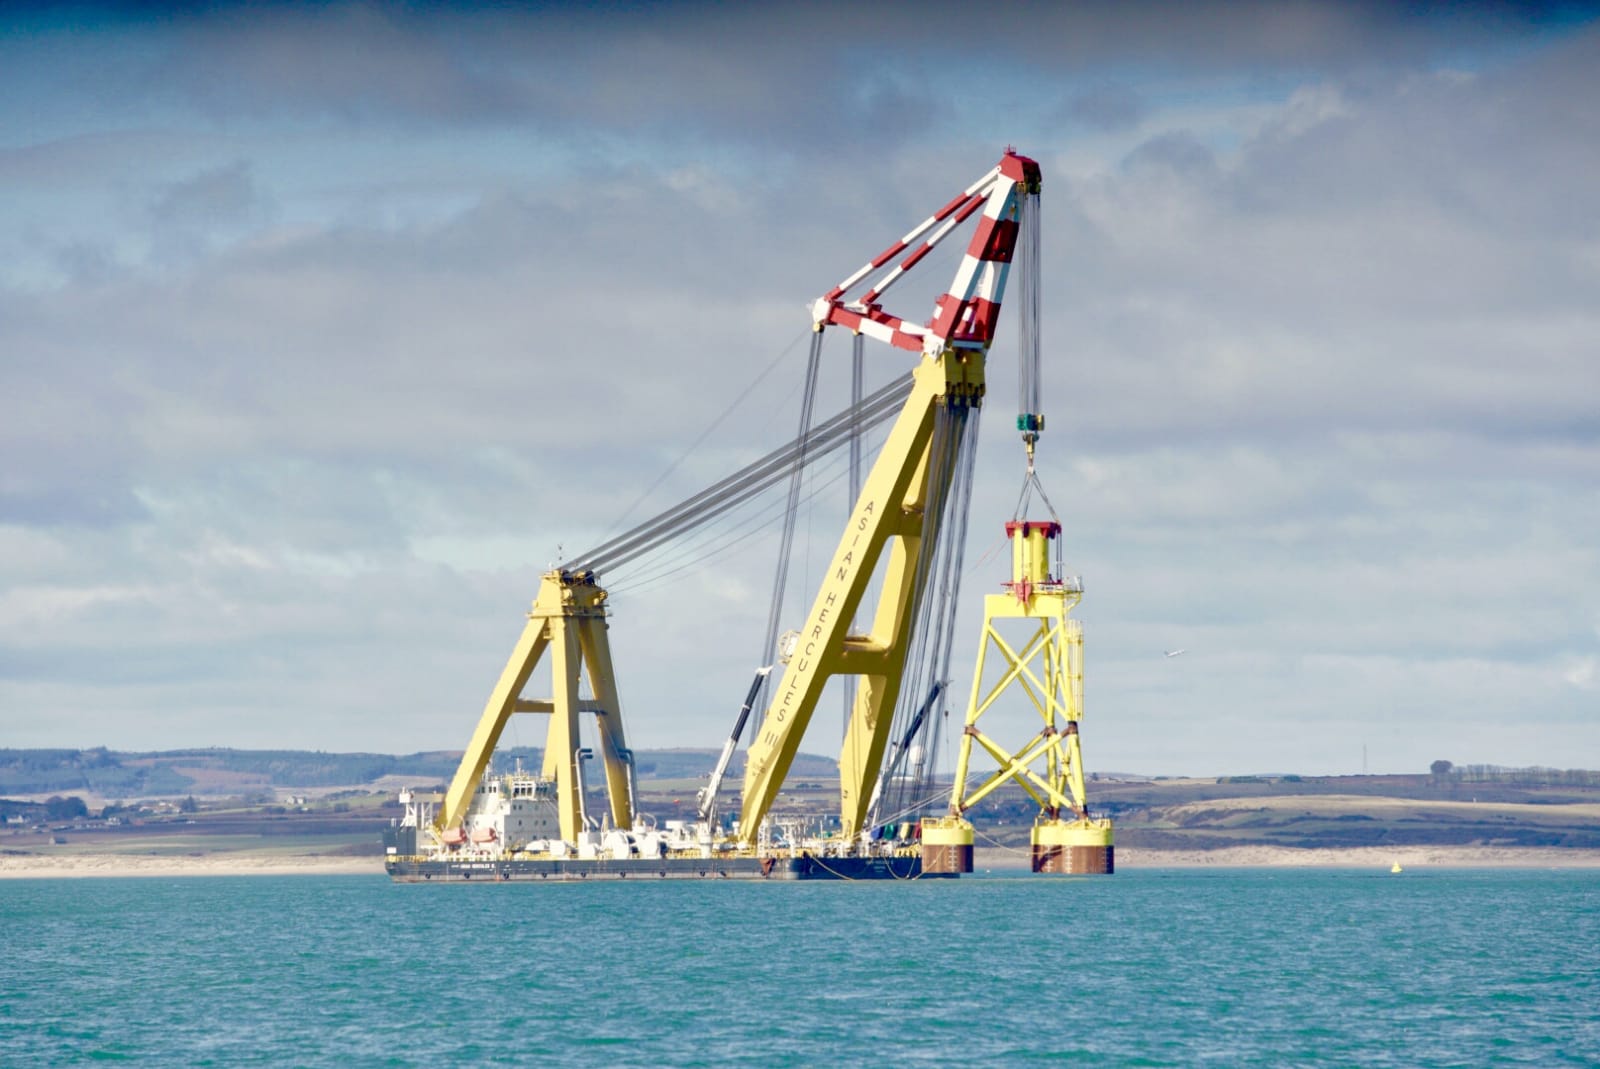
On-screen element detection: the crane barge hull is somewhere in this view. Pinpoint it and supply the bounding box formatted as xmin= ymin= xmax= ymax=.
xmin=383 ymin=779 xmax=954 ymax=883
xmin=385 ymin=853 xmax=943 ymax=882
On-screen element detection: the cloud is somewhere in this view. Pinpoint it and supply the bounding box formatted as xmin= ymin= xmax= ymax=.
xmin=14 ymin=3 xmax=1573 ymax=141
xmin=1 ymin=4 xmax=1597 ymax=771
xmin=150 ymin=161 xmax=265 ymax=225
xmin=1064 ymin=85 xmax=1149 ymax=132
xmin=1044 ymin=54 xmax=1600 ymax=461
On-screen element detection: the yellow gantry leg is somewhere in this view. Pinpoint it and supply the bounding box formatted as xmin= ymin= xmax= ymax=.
xmin=437 ymin=619 xmax=549 ymax=836
xmin=577 ymin=615 xmax=636 ymax=828
xmin=545 ymin=604 xmax=585 ymax=840
xmin=435 ymin=570 xmax=634 ymax=844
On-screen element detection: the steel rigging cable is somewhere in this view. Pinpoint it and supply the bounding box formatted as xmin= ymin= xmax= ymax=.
xmin=565 ymin=370 xmax=913 ymax=575
xmin=1015 ymin=188 xmax=1044 ymax=465
xmin=758 ymin=331 xmax=823 ymax=687
xmin=606 ymin=424 xmax=889 ymax=598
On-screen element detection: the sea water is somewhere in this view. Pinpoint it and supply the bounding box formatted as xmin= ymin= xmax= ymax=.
xmin=2 ymin=869 xmax=1595 ymax=1067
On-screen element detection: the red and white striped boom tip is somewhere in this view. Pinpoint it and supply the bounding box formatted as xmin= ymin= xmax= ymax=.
xmin=811 ymin=150 xmax=1040 ymax=356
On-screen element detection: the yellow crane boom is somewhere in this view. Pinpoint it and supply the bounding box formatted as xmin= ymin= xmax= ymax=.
xmin=737 ymin=149 xmax=1042 ymax=844
xmin=739 ymin=351 xmax=984 ymax=842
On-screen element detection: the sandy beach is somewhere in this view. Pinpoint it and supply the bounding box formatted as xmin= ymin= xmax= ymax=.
xmin=4 ymin=845 xmax=1599 ymax=878
xmin=0 ymin=854 xmax=381 ymax=879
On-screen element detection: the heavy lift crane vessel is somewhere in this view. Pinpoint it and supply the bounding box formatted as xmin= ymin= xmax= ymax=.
xmin=389 ymin=149 xmax=1111 ymax=881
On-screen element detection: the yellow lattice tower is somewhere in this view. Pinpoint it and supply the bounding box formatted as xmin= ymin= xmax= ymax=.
xmin=924 ymin=519 xmax=1113 ymax=875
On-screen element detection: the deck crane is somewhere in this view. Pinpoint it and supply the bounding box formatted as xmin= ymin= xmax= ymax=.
xmin=423 ymin=150 xmax=1047 ymax=876
xmin=695 ymin=666 xmax=769 ymax=827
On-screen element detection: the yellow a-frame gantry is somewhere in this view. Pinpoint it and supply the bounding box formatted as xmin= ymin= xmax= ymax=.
xmin=434 ymin=569 xmax=635 ymax=844
xmin=926 ymin=519 xmax=1114 ymax=874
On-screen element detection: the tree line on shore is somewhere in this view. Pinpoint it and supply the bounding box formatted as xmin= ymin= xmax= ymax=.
xmin=1428 ymin=759 xmax=1600 ymax=787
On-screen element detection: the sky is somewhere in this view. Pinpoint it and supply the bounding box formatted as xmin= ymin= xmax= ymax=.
xmin=2 ymin=1 xmax=1597 ymax=777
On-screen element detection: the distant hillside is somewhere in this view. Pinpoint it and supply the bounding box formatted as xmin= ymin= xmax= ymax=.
xmin=1056 ymin=772 xmax=1600 ymax=852
xmin=0 ymin=746 xmax=840 ymax=798
xmin=0 ymin=747 xmax=461 ymax=797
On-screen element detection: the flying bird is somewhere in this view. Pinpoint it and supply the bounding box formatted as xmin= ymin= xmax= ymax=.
xmin=1164 ymin=649 xmax=1187 ymax=658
